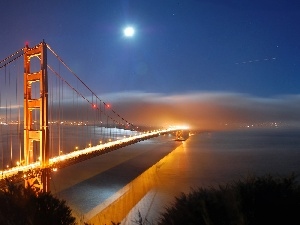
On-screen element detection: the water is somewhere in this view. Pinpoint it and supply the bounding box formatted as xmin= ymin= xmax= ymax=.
xmin=2 ymin=127 xmax=300 ymax=224
xmin=49 ymin=128 xmax=300 ymax=224
xmin=50 ymin=135 xmax=181 ymax=222
xmin=121 ymin=128 xmax=300 ymax=224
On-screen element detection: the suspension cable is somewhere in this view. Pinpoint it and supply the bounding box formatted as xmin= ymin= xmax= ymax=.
xmin=46 ymin=44 xmax=136 ymax=130
xmin=46 ymin=63 xmax=115 ymax=122
xmin=0 ymin=48 xmax=24 ymax=69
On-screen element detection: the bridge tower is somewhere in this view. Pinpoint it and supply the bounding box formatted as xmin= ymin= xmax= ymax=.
xmin=23 ymin=41 xmax=50 ymax=192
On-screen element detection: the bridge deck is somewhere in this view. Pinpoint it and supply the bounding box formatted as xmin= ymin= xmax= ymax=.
xmin=0 ymin=129 xmax=179 ymax=188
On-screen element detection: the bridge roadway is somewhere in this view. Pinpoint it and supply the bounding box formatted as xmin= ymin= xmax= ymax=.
xmin=0 ymin=128 xmax=180 ymax=187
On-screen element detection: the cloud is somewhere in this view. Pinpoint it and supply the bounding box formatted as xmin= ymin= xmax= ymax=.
xmin=100 ymin=91 xmax=300 ymax=130
xmin=5 ymin=90 xmax=299 ymax=131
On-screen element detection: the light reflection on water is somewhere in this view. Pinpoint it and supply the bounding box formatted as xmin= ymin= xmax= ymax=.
xmin=4 ymin=127 xmax=299 ymax=224
xmin=87 ymin=129 xmax=300 ymax=224
xmin=50 ymin=134 xmax=180 ymax=223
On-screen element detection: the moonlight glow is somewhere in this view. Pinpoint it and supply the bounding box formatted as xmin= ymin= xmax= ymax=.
xmin=123 ymin=26 xmax=135 ymax=37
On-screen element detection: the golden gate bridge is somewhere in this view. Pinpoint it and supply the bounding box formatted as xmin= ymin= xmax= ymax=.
xmin=0 ymin=41 xmax=185 ymax=192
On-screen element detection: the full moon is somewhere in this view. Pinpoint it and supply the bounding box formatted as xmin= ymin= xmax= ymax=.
xmin=123 ymin=26 xmax=135 ymax=37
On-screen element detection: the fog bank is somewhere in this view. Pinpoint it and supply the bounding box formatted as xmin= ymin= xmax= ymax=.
xmin=101 ymin=91 xmax=300 ymax=130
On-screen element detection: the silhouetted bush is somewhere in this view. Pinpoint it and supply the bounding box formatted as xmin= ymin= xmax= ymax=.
xmin=158 ymin=174 xmax=300 ymax=225
xmin=2 ymin=174 xmax=300 ymax=225
xmin=0 ymin=181 xmax=76 ymax=225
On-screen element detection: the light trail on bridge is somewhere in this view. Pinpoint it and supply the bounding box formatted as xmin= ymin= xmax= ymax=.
xmin=0 ymin=127 xmax=185 ymax=182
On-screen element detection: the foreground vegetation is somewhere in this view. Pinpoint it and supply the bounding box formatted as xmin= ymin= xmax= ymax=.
xmin=0 ymin=181 xmax=76 ymax=225
xmin=157 ymin=174 xmax=300 ymax=225
xmin=0 ymin=174 xmax=299 ymax=225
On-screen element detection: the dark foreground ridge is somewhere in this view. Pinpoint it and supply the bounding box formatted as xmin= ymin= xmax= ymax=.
xmin=157 ymin=173 xmax=300 ymax=225
xmin=1 ymin=173 xmax=299 ymax=225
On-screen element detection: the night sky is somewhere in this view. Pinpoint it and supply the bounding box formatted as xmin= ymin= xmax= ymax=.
xmin=1 ymin=0 xmax=300 ymax=129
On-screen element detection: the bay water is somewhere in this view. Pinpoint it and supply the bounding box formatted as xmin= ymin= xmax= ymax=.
xmin=2 ymin=126 xmax=300 ymax=224
xmin=121 ymin=128 xmax=300 ymax=224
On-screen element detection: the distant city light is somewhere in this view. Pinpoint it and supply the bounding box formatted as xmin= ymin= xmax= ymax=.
xmin=169 ymin=125 xmax=190 ymax=130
